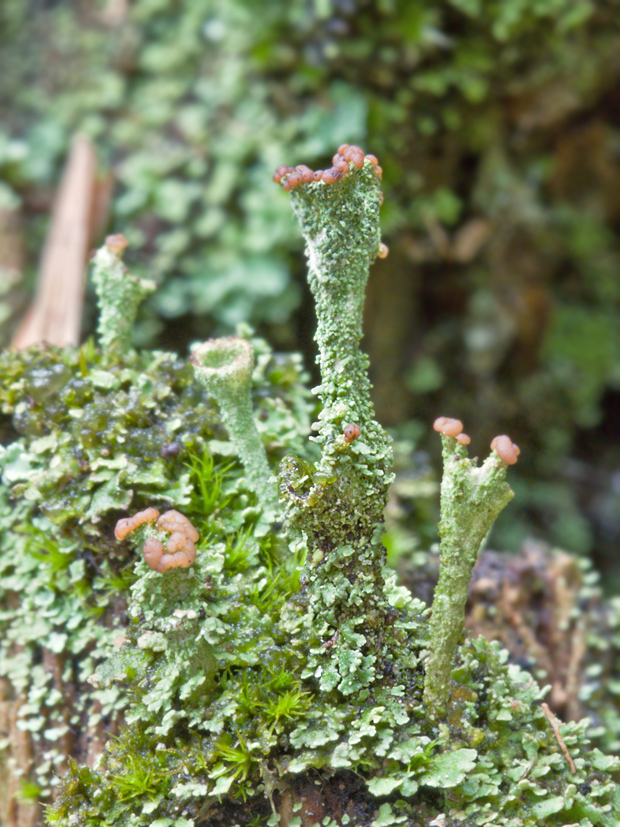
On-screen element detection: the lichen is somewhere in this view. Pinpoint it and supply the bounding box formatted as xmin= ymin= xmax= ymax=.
xmin=191 ymin=336 xmax=279 ymax=520
xmin=0 ymin=260 xmax=313 ymax=822
xmin=1 ymin=148 xmax=619 ymax=827
xmin=91 ymin=235 xmax=156 ymax=356
xmin=276 ymin=149 xmax=394 ymax=696
xmin=424 ymin=422 xmax=516 ymax=719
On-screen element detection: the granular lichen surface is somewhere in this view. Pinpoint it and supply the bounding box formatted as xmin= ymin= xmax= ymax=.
xmin=0 ymin=149 xmax=618 ymax=827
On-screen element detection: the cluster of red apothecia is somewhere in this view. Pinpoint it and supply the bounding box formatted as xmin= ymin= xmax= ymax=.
xmin=273 ymin=144 xmax=382 ymax=192
xmin=433 ymin=417 xmax=520 ymax=466
xmin=115 ymin=507 xmax=200 ymax=573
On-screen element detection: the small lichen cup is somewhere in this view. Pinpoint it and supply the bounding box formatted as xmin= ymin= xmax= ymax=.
xmin=191 ymin=336 xmax=278 ymax=519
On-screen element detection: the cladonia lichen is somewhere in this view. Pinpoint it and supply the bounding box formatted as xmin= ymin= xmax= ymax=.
xmin=0 ymin=146 xmax=619 ymax=827
xmin=423 ymin=418 xmax=517 ymax=719
xmin=191 ymin=336 xmax=279 ymax=520
xmin=91 ymin=234 xmax=155 ymax=355
xmin=276 ymin=148 xmax=394 ymax=695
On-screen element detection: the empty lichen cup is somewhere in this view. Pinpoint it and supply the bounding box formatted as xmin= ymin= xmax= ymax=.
xmin=191 ymin=337 xmax=254 ymax=392
xmin=191 ymin=337 xmax=278 ymax=518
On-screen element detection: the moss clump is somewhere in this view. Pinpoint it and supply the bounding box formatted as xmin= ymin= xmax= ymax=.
xmin=0 ymin=343 xmax=212 ymax=533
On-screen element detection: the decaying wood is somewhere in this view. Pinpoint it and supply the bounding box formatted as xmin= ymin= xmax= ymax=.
xmin=0 ymin=206 xmax=26 ymax=342
xmin=96 ymin=0 xmax=129 ymax=26
xmin=0 ymin=207 xmax=24 ymax=280
xmin=12 ymin=135 xmax=97 ymax=350
xmin=0 ymin=632 xmax=124 ymax=826
xmin=398 ymin=539 xmax=615 ymax=727
xmin=465 ymin=543 xmax=592 ymax=723
xmin=0 ymin=680 xmax=38 ymax=827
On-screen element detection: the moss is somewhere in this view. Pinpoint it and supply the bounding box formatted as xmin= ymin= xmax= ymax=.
xmin=0 ymin=342 xmax=211 ymax=533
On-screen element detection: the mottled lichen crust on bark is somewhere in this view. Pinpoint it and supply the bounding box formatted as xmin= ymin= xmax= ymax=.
xmin=424 ymin=435 xmax=514 ymax=719
xmin=277 ymin=156 xmax=394 ymax=694
xmin=191 ymin=336 xmax=278 ymax=519
xmin=91 ymin=236 xmax=155 ymax=355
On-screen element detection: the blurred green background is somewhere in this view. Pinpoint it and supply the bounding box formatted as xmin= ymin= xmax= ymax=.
xmin=2 ymin=0 xmax=620 ymax=583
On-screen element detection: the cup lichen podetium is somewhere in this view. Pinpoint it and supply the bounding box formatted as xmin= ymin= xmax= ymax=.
xmin=424 ymin=417 xmax=518 ymax=719
xmin=91 ymin=234 xmax=155 ymax=355
xmin=274 ymin=147 xmax=398 ymax=695
xmin=190 ymin=336 xmax=279 ymax=521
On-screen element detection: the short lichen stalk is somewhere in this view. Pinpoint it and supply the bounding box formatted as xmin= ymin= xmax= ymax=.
xmin=423 ymin=418 xmax=518 ymax=720
xmin=91 ymin=234 xmax=155 ymax=355
xmin=191 ymin=336 xmax=278 ymax=520
xmin=276 ymin=148 xmax=394 ymax=692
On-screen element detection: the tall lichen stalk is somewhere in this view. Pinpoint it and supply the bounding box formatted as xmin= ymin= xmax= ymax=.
xmin=277 ymin=158 xmax=394 ymax=694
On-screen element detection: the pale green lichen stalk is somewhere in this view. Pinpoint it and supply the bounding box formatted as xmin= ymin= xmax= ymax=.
xmin=91 ymin=234 xmax=155 ymax=354
xmin=276 ymin=150 xmax=393 ymax=694
xmin=191 ymin=336 xmax=278 ymax=519
xmin=424 ymin=425 xmax=516 ymax=719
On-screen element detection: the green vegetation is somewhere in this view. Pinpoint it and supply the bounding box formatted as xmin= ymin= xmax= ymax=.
xmin=192 ymin=336 xmax=279 ymax=519
xmin=0 ymin=150 xmax=617 ymax=826
xmin=91 ymin=236 xmax=156 ymax=355
xmin=4 ymin=0 xmax=620 ymax=568
xmin=2 ymin=3 xmax=620 ymax=824
xmin=0 ymin=241 xmax=312 ymax=821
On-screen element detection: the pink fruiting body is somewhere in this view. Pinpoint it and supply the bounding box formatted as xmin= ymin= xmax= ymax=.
xmin=343 ymin=423 xmax=362 ymax=443
xmin=274 ymin=145 xmax=382 ymax=192
xmin=433 ymin=417 xmax=464 ymax=438
xmin=490 ymin=435 xmax=520 ymax=465
xmin=114 ymin=507 xmax=160 ymax=541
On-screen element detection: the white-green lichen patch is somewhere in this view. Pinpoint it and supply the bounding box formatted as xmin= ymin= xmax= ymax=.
xmin=1 ymin=157 xmax=619 ymax=827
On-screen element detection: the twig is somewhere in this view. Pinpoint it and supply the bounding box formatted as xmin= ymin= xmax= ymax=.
xmin=565 ymin=616 xmax=586 ymax=722
xmin=518 ymin=754 xmax=537 ymax=781
xmin=541 ymin=702 xmax=576 ymax=774
xmin=12 ymin=134 xmax=97 ymax=349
